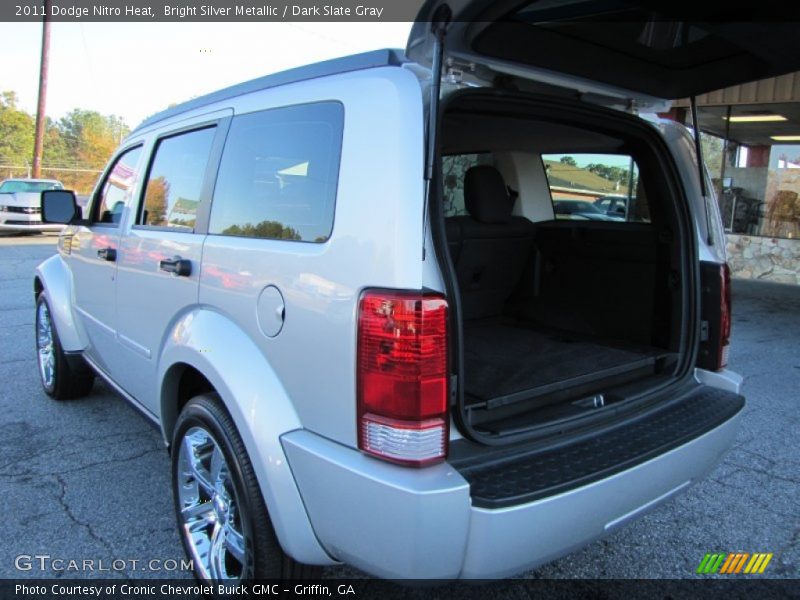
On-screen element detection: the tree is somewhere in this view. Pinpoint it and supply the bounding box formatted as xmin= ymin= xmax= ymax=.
xmin=143 ymin=177 xmax=170 ymax=226
xmin=1 ymin=91 xmax=20 ymax=109
xmin=0 ymin=90 xmax=132 ymax=191
xmin=58 ymin=109 xmax=129 ymax=169
xmin=559 ymin=156 xmax=577 ymax=166
xmin=222 ymin=220 xmax=301 ymax=240
xmin=42 ymin=116 xmax=70 ymax=166
xmin=585 ymin=163 xmax=636 ymax=191
xmin=700 ymin=132 xmax=724 ymax=178
xmin=0 ymin=90 xmax=34 ymax=167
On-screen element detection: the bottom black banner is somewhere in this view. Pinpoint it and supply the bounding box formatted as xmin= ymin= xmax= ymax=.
xmin=1 ymin=579 xmax=797 ymax=600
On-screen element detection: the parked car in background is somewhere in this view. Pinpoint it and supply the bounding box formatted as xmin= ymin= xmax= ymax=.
xmin=594 ymin=194 xmax=632 ymax=218
xmin=553 ymin=199 xmax=624 ymax=221
xmin=0 ymin=178 xmax=65 ymax=233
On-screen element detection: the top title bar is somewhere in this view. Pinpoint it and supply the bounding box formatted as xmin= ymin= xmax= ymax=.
xmin=3 ymin=0 xmax=423 ymax=21
xmin=4 ymin=0 xmax=798 ymax=23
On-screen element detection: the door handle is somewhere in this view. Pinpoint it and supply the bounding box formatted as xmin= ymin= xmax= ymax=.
xmin=97 ymin=248 xmax=116 ymax=262
xmin=159 ymin=256 xmax=192 ymax=277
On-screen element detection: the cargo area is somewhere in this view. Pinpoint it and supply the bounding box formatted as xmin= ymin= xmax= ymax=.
xmin=436 ymin=92 xmax=690 ymax=440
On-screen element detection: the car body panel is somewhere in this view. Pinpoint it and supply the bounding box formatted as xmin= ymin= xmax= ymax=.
xmin=282 ymin=429 xmax=471 ymax=578
xmin=157 ymin=307 xmax=334 ymax=566
xmin=197 ymin=66 xmax=426 ymax=447
xmin=284 ymin=409 xmax=739 ymax=579
xmin=695 ymin=367 xmax=743 ymax=395
xmin=116 ymin=228 xmax=206 ymax=410
xmin=34 ymin=254 xmax=89 ymax=351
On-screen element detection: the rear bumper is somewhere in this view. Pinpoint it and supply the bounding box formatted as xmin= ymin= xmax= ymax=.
xmin=695 ymin=367 xmax=743 ymax=395
xmin=282 ymin=399 xmax=741 ymax=579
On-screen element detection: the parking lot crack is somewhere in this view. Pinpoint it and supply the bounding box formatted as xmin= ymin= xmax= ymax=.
xmin=738 ymin=447 xmax=800 ymax=467
xmin=55 ymin=448 xmax=163 ymax=476
xmin=54 ymin=474 xmax=115 ymax=556
xmin=734 ymin=463 xmax=800 ymax=486
xmin=0 ymin=447 xmax=162 ymax=479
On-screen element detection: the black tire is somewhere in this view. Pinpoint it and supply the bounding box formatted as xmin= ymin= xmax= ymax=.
xmin=35 ymin=293 xmax=94 ymax=400
xmin=171 ymin=393 xmax=321 ymax=581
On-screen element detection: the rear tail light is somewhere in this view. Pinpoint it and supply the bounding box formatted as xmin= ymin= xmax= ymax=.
xmin=698 ymin=262 xmax=731 ymax=371
xmin=357 ymin=290 xmax=448 ymax=466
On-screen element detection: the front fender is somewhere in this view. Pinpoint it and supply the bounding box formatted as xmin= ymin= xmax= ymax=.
xmin=158 ymin=308 xmax=334 ymax=566
xmin=35 ymin=254 xmax=88 ymax=352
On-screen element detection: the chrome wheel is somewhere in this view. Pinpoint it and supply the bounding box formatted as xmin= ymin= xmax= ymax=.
xmin=36 ymin=300 xmax=55 ymax=389
xmin=177 ymin=426 xmax=247 ymax=581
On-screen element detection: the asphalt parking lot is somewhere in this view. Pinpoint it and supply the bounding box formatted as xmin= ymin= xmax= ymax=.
xmin=0 ymin=234 xmax=797 ymax=584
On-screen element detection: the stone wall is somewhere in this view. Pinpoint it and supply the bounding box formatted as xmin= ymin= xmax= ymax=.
xmin=726 ymin=234 xmax=800 ymax=284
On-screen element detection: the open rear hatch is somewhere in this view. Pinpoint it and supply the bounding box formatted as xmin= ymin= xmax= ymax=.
xmin=408 ymin=1 xmax=800 ymax=106
xmin=410 ymin=3 xmax=799 ymax=446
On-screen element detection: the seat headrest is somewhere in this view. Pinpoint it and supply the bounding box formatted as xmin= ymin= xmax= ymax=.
xmin=464 ymin=165 xmax=513 ymax=224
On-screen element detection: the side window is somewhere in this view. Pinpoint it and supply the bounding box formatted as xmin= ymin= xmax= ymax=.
xmin=442 ymin=153 xmax=493 ymax=217
xmin=138 ymin=127 xmax=216 ymax=230
xmin=209 ymin=102 xmax=343 ymax=242
xmin=542 ymin=153 xmax=651 ymax=223
xmin=93 ymin=146 xmax=143 ymax=226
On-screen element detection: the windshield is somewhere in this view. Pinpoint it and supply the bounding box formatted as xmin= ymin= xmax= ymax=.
xmin=0 ymin=180 xmax=63 ymax=193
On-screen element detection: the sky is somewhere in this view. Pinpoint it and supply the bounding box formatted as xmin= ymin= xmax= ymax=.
xmin=0 ymin=22 xmax=412 ymax=128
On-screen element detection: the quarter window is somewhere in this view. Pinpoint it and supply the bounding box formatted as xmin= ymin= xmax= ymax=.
xmin=209 ymin=102 xmax=344 ymax=242
xmin=542 ymin=153 xmax=651 ymax=223
xmin=138 ymin=127 xmax=216 ymax=230
xmin=94 ymin=146 xmax=142 ymax=226
xmin=442 ymin=153 xmax=494 ymax=217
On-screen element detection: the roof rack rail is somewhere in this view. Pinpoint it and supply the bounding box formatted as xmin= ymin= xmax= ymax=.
xmin=133 ymin=48 xmax=407 ymax=133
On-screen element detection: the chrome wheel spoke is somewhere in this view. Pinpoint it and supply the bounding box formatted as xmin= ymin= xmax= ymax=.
xmin=224 ymin=523 xmax=246 ymax=565
xmin=182 ymin=501 xmax=216 ymax=531
xmin=208 ymin=523 xmax=226 ymax=579
xmin=209 ymin=445 xmax=225 ymax=489
xmin=36 ymin=302 xmax=55 ymax=388
xmin=177 ymin=425 xmax=247 ymax=581
xmin=183 ymin=434 xmax=215 ymax=496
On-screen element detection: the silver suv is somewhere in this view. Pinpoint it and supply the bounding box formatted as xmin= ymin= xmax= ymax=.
xmin=34 ymin=10 xmax=796 ymax=581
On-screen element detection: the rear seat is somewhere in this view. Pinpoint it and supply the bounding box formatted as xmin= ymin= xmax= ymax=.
xmin=446 ymin=165 xmax=536 ymax=320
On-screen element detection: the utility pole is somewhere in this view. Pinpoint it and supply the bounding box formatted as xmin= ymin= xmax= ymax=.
xmin=32 ymin=0 xmax=50 ymax=179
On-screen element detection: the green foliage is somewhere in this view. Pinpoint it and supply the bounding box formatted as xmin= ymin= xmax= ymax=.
xmin=0 ymin=90 xmax=34 ymax=166
xmin=543 ymin=159 xmax=631 ymax=194
xmin=700 ymin=132 xmax=724 ymax=177
xmin=57 ymin=109 xmax=129 ymax=169
xmin=0 ymin=90 xmax=130 ymax=192
xmin=585 ymin=163 xmax=632 ymax=187
xmin=143 ymin=176 xmax=170 ymax=225
xmin=559 ymin=155 xmax=577 ymax=166
xmin=222 ymin=220 xmax=301 ymax=240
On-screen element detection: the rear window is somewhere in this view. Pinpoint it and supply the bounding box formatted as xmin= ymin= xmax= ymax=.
xmin=209 ymin=102 xmax=344 ymax=243
xmin=542 ymin=153 xmax=651 ymax=223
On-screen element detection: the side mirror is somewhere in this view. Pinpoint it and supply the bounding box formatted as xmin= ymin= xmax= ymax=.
xmin=41 ymin=190 xmax=79 ymax=224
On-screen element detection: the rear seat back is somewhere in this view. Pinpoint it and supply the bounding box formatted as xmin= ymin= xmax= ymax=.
xmin=446 ymin=165 xmax=535 ymax=320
